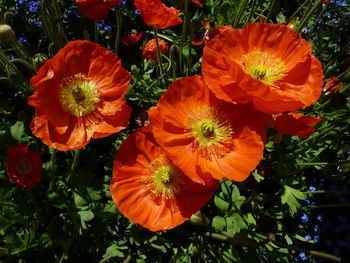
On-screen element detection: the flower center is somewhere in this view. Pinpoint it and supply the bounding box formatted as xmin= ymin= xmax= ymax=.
xmin=143 ymin=155 xmax=183 ymax=199
xmin=185 ymin=106 xmax=234 ymax=159
xmin=59 ymin=73 xmax=100 ymax=117
xmin=14 ymin=158 xmax=32 ymax=175
xmin=201 ymin=120 xmax=215 ymax=137
xmin=241 ymin=50 xmax=286 ymax=87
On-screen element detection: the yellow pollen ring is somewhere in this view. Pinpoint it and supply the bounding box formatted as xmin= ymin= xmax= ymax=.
xmin=59 ymin=73 xmax=100 ymax=117
xmin=143 ymin=157 xmax=183 ymax=199
xmin=241 ymin=50 xmax=286 ymax=87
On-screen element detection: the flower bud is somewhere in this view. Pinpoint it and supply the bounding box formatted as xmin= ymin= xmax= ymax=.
xmin=33 ymin=53 xmax=48 ymax=72
xmin=0 ymin=24 xmax=15 ymax=44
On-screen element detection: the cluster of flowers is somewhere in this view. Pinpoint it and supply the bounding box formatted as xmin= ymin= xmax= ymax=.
xmin=6 ymin=0 xmax=331 ymax=232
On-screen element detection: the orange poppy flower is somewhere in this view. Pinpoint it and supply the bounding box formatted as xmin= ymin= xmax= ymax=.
xmin=110 ymin=126 xmax=218 ymax=231
xmin=324 ymin=77 xmax=343 ymax=94
xmin=121 ymin=32 xmax=144 ymax=47
xmin=192 ymin=20 xmax=231 ymax=46
xmin=6 ymin=145 xmax=42 ymax=188
xmin=148 ymin=76 xmax=265 ymax=184
xmin=134 ymin=0 xmax=182 ymax=29
xmin=273 ymin=113 xmax=321 ymax=138
xmin=28 ymin=40 xmax=131 ymax=151
xmin=143 ymin=38 xmax=169 ymax=61
xmin=202 ymin=23 xmax=324 ymax=114
xmin=76 ymin=0 xmax=122 ymax=20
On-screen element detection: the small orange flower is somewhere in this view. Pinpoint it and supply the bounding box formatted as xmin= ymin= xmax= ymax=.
xmin=121 ymin=32 xmax=144 ymax=47
xmin=6 ymin=145 xmax=42 ymax=188
xmin=273 ymin=113 xmax=321 ymax=138
xmin=28 ymin=40 xmax=131 ymax=151
xmin=202 ymin=23 xmax=324 ymax=114
xmin=324 ymin=77 xmax=343 ymax=94
xmin=134 ymin=0 xmax=182 ymax=29
xmin=76 ymin=0 xmax=122 ymax=20
xmin=192 ymin=20 xmax=231 ymax=46
xmin=148 ymin=76 xmax=265 ymax=184
xmin=110 ymin=126 xmax=218 ymax=231
xmin=143 ymin=38 xmax=169 ymax=61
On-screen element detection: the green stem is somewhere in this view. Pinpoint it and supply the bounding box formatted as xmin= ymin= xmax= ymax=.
xmin=94 ymin=21 xmax=99 ymax=44
xmin=208 ymin=231 xmax=342 ymax=262
xmin=114 ymin=8 xmax=122 ymax=55
xmin=233 ymin=0 xmax=249 ymax=28
xmin=266 ymin=0 xmax=278 ymax=22
xmin=66 ymin=149 xmax=82 ymax=184
xmin=308 ymin=203 xmax=350 ymax=209
xmin=297 ymin=162 xmax=331 ymax=166
xmin=247 ymin=0 xmax=258 ymax=23
xmin=296 ymin=1 xmax=323 ymax=33
xmin=153 ymin=27 xmax=163 ymax=76
xmin=0 ymin=201 xmax=18 ymax=208
xmin=288 ymin=0 xmax=310 ymax=24
xmin=302 ymin=190 xmax=350 ymax=195
xmin=48 ymin=148 xmax=57 ymax=192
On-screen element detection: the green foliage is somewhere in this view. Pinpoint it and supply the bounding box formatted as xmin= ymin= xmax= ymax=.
xmin=0 ymin=0 xmax=349 ymax=262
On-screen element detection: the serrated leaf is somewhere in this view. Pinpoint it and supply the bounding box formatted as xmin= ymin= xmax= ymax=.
xmin=212 ymin=216 xmax=226 ymax=231
xmin=226 ymin=213 xmax=247 ymax=234
xmin=281 ymin=186 xmax=306 ymax=214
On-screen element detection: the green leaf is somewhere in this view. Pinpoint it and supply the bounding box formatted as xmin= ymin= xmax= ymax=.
xmin=281 ymin=186 xmax=306 ymax=214
xmin=212 ymin=216 xmax=226 ymax=231
xmin=226 ymin=213 xmax=247 ymax=234
xmin=105 ymin=243 xmax=128 ymax=259
xmin=214 ymin=195 xmax=229 ymax=215
xmin=252 ymin=170 xmax=264 ymax=182
xmin=78 ymin=210 xmax=94 ymax=222
xmin=231 ymin=184 xmax=240 ymax=203
xmin=10 ymin=121 xmax=24 ymax=142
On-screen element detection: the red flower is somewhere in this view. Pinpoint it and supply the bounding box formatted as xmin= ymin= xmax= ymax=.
xmin=76 ymin=0 xmax=122 ymax=20
xmin=110 ymin=126 xmax=218 ymax=231
xmin=192 ymin=20 xmax=231 ymax=46
xmin=143 ymin=38 xmax=169 ymax=61
xmin=324 ymin=77 xmax=343 ymax=94
xmin=121 ymin=32 xmax=144 ymax=47
xmin=28 ymin=40 xmax=131 ymax=151
xmin=134 ymin=0 xmax=182 ymax=29
xmin=148 ymin=76 xmax=265 ymax=184
xmin=202 ymin=23 xmax=324 ymax=114
xmin=191 ymin=0 xmax=203 ymax=8
xmin=273 ymin=113 xmax=321 ymax=138
xmin=6 ymin=145 xmax=42 ymax=188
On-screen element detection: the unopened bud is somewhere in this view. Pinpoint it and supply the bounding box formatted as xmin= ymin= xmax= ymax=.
xmin=33 ymin=53 xmax=48 ymax=72
xmin=0 ymin=24 xmax=15 ymax=44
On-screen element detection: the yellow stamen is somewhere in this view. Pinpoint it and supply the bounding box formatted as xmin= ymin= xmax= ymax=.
xmin=185 ymin=106 xmax=234 ymax=159
xmin=143 ymin=155 xmax=183 ymax=199
xmin=59 ymin=73 xmax=99 ymax=117
xmin=241 ymin=50 xmax=286 ymax=87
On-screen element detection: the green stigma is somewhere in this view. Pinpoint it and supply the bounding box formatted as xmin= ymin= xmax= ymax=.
xmin=253 ymin=65 xmax=267 ymax=80
xmin=201 ymin=120 xmax=215 ymax=137
xmin=71 ymin=86 xmax=86 ymax=103
xmin=155 ymin=166 xmax=172 ymax=184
